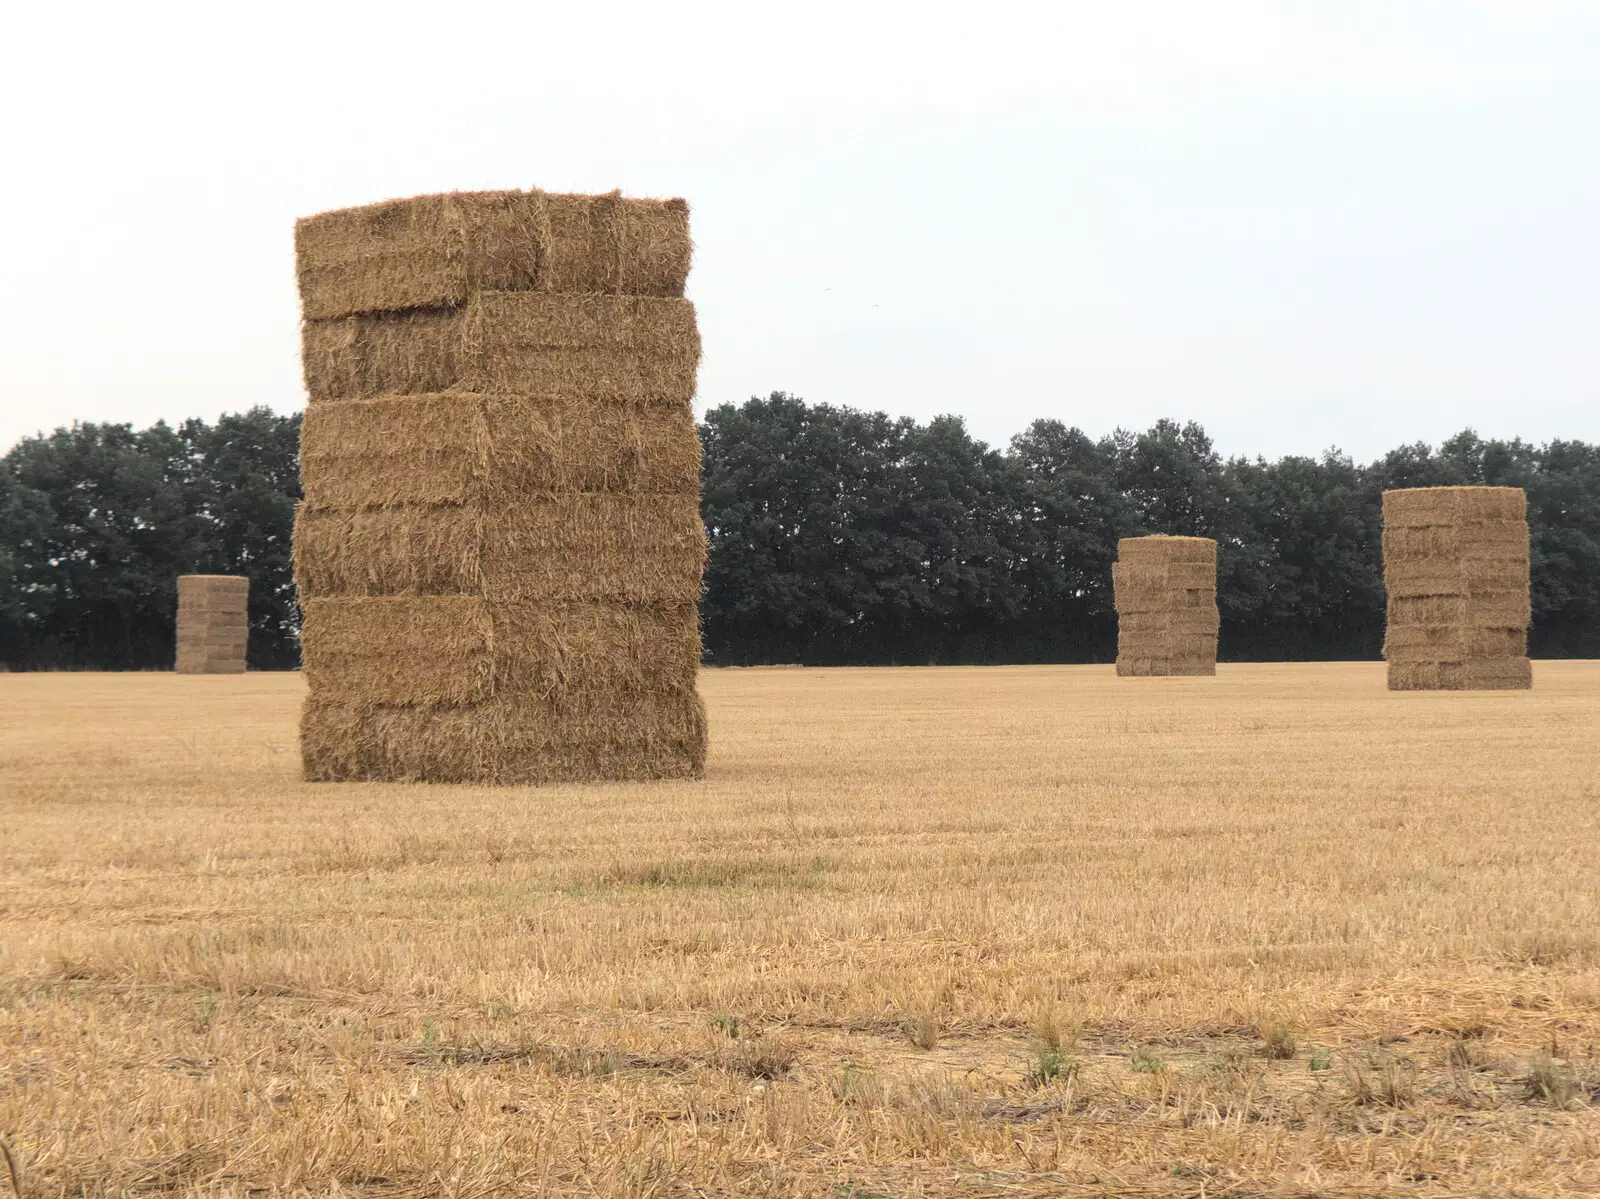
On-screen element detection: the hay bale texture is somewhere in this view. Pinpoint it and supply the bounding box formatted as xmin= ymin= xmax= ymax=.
xmin=1112 ymin=536 xmax=1219 ymax=677
xmin=293 ymin=188 xmax=707 ymax=783
xmin=175 ymin=575 xmax=249 ymax=674
xmin=1382 ymin=486 xmax=1531 ymax=690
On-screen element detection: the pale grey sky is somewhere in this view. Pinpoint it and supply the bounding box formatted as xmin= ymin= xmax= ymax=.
xmin=1 ymin=1 xmax=1596 ymax=461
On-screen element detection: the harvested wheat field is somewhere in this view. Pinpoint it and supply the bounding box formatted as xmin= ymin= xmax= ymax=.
xmin=3 ymin=663 xmax=1599 ymax=1198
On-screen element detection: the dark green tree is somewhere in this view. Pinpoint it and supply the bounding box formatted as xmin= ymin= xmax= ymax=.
xmin=700 ymin=393 xmax=927 ymax=663
xmin=181 ymin=407 xmax=302 ymax=668
xmin=1221 ymin=452 xmax=1385 ymax=659
xmin=2 ymin=420 xmax=208 ymax=668
xmin=1006 ymin=421 xmax=1130 ymax=660
xmin=4 ymin=398 xmax=1598 ymax=670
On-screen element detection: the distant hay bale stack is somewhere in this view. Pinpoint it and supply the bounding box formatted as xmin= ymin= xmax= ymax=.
xmin=175 ymin=575 xmax=249 ymax=674
xmin=293 ymin=188 xmax=706 ymax=784
xmin=1382 ymin=486 xmax=1531 ymax=691
xmin=1112 ymin=536 xmax=1219 ymax=677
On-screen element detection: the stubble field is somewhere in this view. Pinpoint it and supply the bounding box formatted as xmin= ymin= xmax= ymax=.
xmin=2 ymin=663 xmax=1599 ymax=1198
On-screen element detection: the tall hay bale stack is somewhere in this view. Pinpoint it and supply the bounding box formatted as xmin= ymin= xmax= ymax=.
xmin=1112 ymin=536 xmax=1219 ymax=677
xmin=175 ymin=575 xmax=249 ymax=674
xmin=293 ymin=188 xmax=706 ymax=783
xmin=1382 ymin=486 xmax=1531 ymax=690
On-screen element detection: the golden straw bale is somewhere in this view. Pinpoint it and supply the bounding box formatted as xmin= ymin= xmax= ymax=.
xmin=1115 ymin=535 xmax=1214 ymax=565
xmin=1113 ymin=536 xmax=1219 ymax=677
xmin=301 ymin=293 xmax=701 ymax=403
xmin=1387 ymin=658 xmax=1533 ymax=691
xmin=293 ymin=495 xmax=706 ymax=603
xmin=1383 ymin=485 xmax=1526 ymax=527
xmin=296 ymin=189 xmax=692 ymax=320
xmin=293 ymin=187 xmax=708 ymax=784
xmin=1383 ymin=623 xmax=1527 ymax=661
xmin=300 ymin=596 xmax=700 ymax=706
xmin=1381 ymin=485 xmax=1531 ymax=691
xmin=174 ymin=574 xmax=249 ymax=674
xmin=1381 ymin=520 xmax=1528 ymax=559
xmin=300 ymin=691 xmax=708 ymax=784
xmin=299 ymin=394 xmax=700 ymax=510
xmin=1115 ymin=654 xmax=1216 ymax=678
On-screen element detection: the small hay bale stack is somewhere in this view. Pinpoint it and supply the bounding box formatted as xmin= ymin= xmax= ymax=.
xmin=175 ymin=575 xmax=249 ymax=674
xmin=1112 ymin=536 xmax=1219 ymax=677
xmin=293 ymin=188 xmax=706 ymax=783
xmin=1382 ymin=486 xmax=1531 ymax=690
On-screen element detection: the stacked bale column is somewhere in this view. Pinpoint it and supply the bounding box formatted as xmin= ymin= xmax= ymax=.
xmin=292 ymin=190 xmax=707 ymax=782
xmin=1112 ymin=536 xmax=1219 ymax=676
xmin=175 ymin=574 xmax=249 ymax=674
xmin=1382 ymin=486 xmax=1531 ymax=690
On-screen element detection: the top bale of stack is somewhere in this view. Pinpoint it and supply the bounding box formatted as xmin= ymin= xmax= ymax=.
xmin=1112 ymin=535 xmax=1218 ymax=607
xmin=1382 ymin=485 xmax=1526 ymax=528
xmin=295 ymin=189 xmax=693 ymax=320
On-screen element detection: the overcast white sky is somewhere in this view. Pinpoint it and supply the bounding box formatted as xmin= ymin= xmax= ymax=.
xmin=1 ymin=1 xmax=1596 ymax=461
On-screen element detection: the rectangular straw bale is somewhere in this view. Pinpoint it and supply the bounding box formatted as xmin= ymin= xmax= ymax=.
xmin=301 ymin=293 xmax=700 ymax=403
xmin=482 ymin=496 xmax=706 ymax=602
xmin=1461 ymin=555 xmax=1530 ymax=593
xmin=542 ymin=191 xmax=692 ymax=297
xmin=178 ymin=625 xmax=250 ymax=647
xmin=1383 ymin=485 xmax=1526 ymax=527
xmin=1115 ymin=612 xmax=1169 ymax=637
xmin=301 ymin=691 xmax=708 ymax=784
xmin=1165 ymin=607 xmax=1221 ymax=635
xmin=1166 ymin=561 xmax=1217 ymax=589
xmin=1159 ymin=537 xmax=1217 ymax=563
xmin=293 ymin=504 xmax=481 ymax=598
xmin=178 ymin=574 xmax=249 ymax=612
xmin=1383 ymin=624 xmax=1526 ymax=661
xmin=1383 ymin=560 xmax=1471 ymax=598
xmin=299 ymin=393 xmax=700 ymax=510
xmin=1116 ymin=608 xmax=1220 ymax=638
xmin=301 ymin=596 xmax=700 ymax=706
xmin=293 ymin=494 xmax=706 ymax=602
xmin=175 ymin=574 xmax=250 ymax=674
xmin=1387 ymin=595 xmax=1467 ymax=624
xmin=1115 ymin=536 xmax=1202 ymax=565
xmin=1382 ymin=520 xmax=1527 ymax=559
xmin=1110 ymin=562 xmax=1166 ymax=600
xmin=1116 ymin=654 xmax=1215 ymax=678
xmin=175 ymin=652 xmax=247 ymax=675
xmin=296 ymin=190 xmax=692 ymax=320
xmin=301 ymin=310 xmax=464 ymax=399
xmin=1388 ymin=659 xmax=1533 ymax=691
xmin=1386 ymin=591 xmax=1534 ymax=628
xmin=1467 ymin=589 xmax=1533 ymax=627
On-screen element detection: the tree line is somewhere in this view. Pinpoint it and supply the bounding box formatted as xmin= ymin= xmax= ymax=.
xmin=3 ymin=393 xmax=1598 ymax=670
